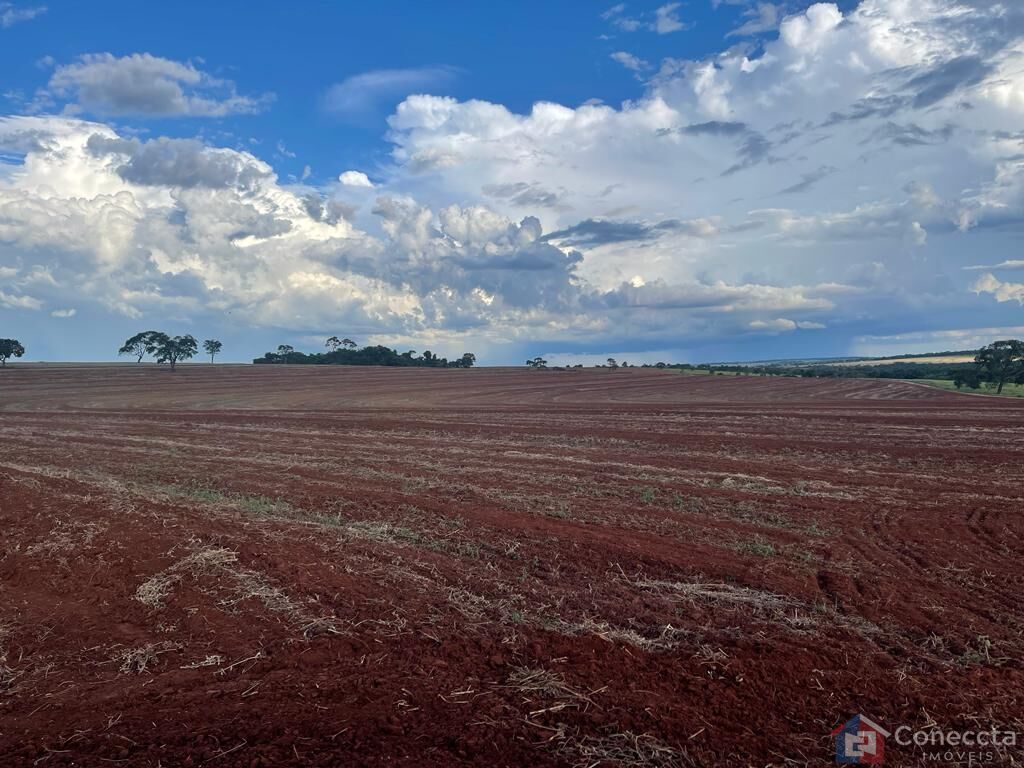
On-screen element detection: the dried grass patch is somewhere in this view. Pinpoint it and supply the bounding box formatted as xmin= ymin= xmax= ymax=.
xmin=133 ymin=543 xmax=342 ymax=637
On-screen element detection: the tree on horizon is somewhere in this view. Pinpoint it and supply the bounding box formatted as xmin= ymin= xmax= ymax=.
xmin=151 ymin=334 xmax=198 ymax=371
xmin=0 ymin=338 xmax=25 ymax=366
xmin=118 ymin=331 xmax=162 ymax=363
xmin=203 ymin=339 xmax=223 ymax=363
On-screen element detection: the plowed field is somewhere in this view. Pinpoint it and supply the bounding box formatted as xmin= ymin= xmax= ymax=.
xmin=1 ymin=366 xmax=1022 ymax=766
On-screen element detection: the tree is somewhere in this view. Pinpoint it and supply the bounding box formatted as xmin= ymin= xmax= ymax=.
xmin=606 ymin=358 xmax=618 ymax=369
xmin=327 ymin=337 xmax=356 ymax=352
xmin=118 ymin=331 xmax=162 ymax=363
xmin=974 ymin=340 xmax=1024 ymax=394
xmin=152 ymin=334 xmax=198 ymax=371
xmin=952 ymin=369 xmax=981 ymax=390
xmin=203 ymin=339 xmax=223 ymax=363
xmin=526 ymin=357 xmax=547 ymax=369
xmin=253 ymin=344 xmax=477 ymax=368
xmin=0 ymin=338 xmax=25 ymax=366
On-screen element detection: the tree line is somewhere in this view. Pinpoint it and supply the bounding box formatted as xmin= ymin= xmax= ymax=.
xmin=118 ymin=332 xmax=222 ymax=370
xmin=698 ymin=340 xmax=1024 ymax=394
xmin=254 ymin=338 xmax=477 ymax=368
xmin=4 ymin=334 xmax=1022 ymax=392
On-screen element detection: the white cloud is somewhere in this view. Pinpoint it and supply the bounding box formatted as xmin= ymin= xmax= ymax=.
xmin=610 ymin=51 xmax=650 ymax=72
xmin=323 ymin=66 xmax=458 ymax=119
xmin=0 ymin=116 xmax=850 ymax=357
xmin=654 ymin=3 xmax=685 ymax=34
xmin=339 ymin=170 xmax=375 ymax=187
xmin=972 ymin=273 xmax=1024 ymax=304
xmin=50 ymin=307 xmax=75 ymax=317
xmin=5 ymin=0 xmax=1024 ymax=362
xmin=964 ymin=260 xmax=1024 ymax=271
xmin=0 ymin=290 xmax=42 ymax=310
xmin=602 ymin=2 xmax=688 ymax=34
xmin=728 ymin=3 xmax=783 ymax=37
xmin=86 ymin=135 xmax=274 ymax=189
xmin=0 ymin=2 xmax=44 ymax=28
xmin=600 ymin=4 xmax=626 ymax=21
xmin=42 ymin=53 xmax=272 ymax=117
xmin=749 ymin=318 xmax=798 ymax=332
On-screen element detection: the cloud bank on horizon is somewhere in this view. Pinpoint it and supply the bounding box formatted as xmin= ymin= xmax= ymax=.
xmin=1 ymin=0 xmax=1023 ymax=363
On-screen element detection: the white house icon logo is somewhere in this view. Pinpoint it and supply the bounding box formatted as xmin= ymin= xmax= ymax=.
xmin=833 ymin=714 xmax=891 ymax=764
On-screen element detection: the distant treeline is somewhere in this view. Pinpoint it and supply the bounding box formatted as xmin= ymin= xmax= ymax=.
xmin=704 ymin=362 xmax=976 ymax=380
xmin=254 ymin=344 xmax=476 ymax=368
xmin=862 ymin=348 xmax=976 ymax=361
xmin=684 ymin=340 xmax=1024 ymax=395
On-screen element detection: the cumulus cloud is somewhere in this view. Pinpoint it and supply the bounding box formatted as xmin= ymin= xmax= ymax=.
xmin=86 ymin=135 xmax=273 ymax=189
xmin=6 ymin=0 xmax=1024 ymax=361
xmin=50 ymin=307 xmax=76 ymax=317
xmin=0 ymin=116 xmax=852 ymax=356
xmin=972 ymin=273 xmax=1024 ymax=304
xmin=338 ymin=170 xmax=375 ymax=187
xmin=42 ymin=53 xmax=272 ymax=117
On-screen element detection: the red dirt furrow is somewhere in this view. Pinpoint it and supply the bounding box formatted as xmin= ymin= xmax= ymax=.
xmin=1 ymin=365 xmax=1023 ymax=767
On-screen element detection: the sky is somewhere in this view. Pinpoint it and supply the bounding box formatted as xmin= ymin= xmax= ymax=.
xmin=1 ymin=0 xmax=1023 ymax=365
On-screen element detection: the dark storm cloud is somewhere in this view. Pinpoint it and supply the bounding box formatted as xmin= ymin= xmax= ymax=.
xmin=825 ymin=56 xmax=993 ymax=127
xmin=778 ymin=165 xmax=838 ymax=195
xmin=481 ymin=181 xmax=567 ymax=209
xmin=678 ymin=120 xmax=749 ymax=137
xmin=660 ymin=121 xmax=777 ymax=176
xmin=87 ymin=135 xmax=272 ymax=190
xmin=867 ymin=122 xmax=955 ymax=148
xmin=906 ymin=56 xmax=992 ymax=108
xmin=543 ymin=217 xmax=716 ymax=246
xmin=824 ymin=94 xmax=906 ymax=126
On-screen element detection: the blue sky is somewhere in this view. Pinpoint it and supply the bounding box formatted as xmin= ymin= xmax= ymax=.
xmin=1 ymin=0 xmax=1023 ymax=364
xmin=3 ymin=1 xmax=785 ymax=185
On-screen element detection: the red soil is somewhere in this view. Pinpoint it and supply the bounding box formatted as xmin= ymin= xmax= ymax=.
xmin=1 ymin=366 xmax=1022 ymax=766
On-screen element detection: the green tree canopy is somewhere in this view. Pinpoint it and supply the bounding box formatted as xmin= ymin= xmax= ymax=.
xmin=975 ymin=340 xmax=1024 ymax=394
xmin=203 ymin=339 xmax=223 ymax=363
xmin=152 ymin=334 xmax=198 ymax=371
xmin=118 ymin=331 xmax=163 ymax=363
xmin=0 ymin=338 xmax=25 ymax=366
xmin=254 ymin=343 xmax=471 ymax=368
